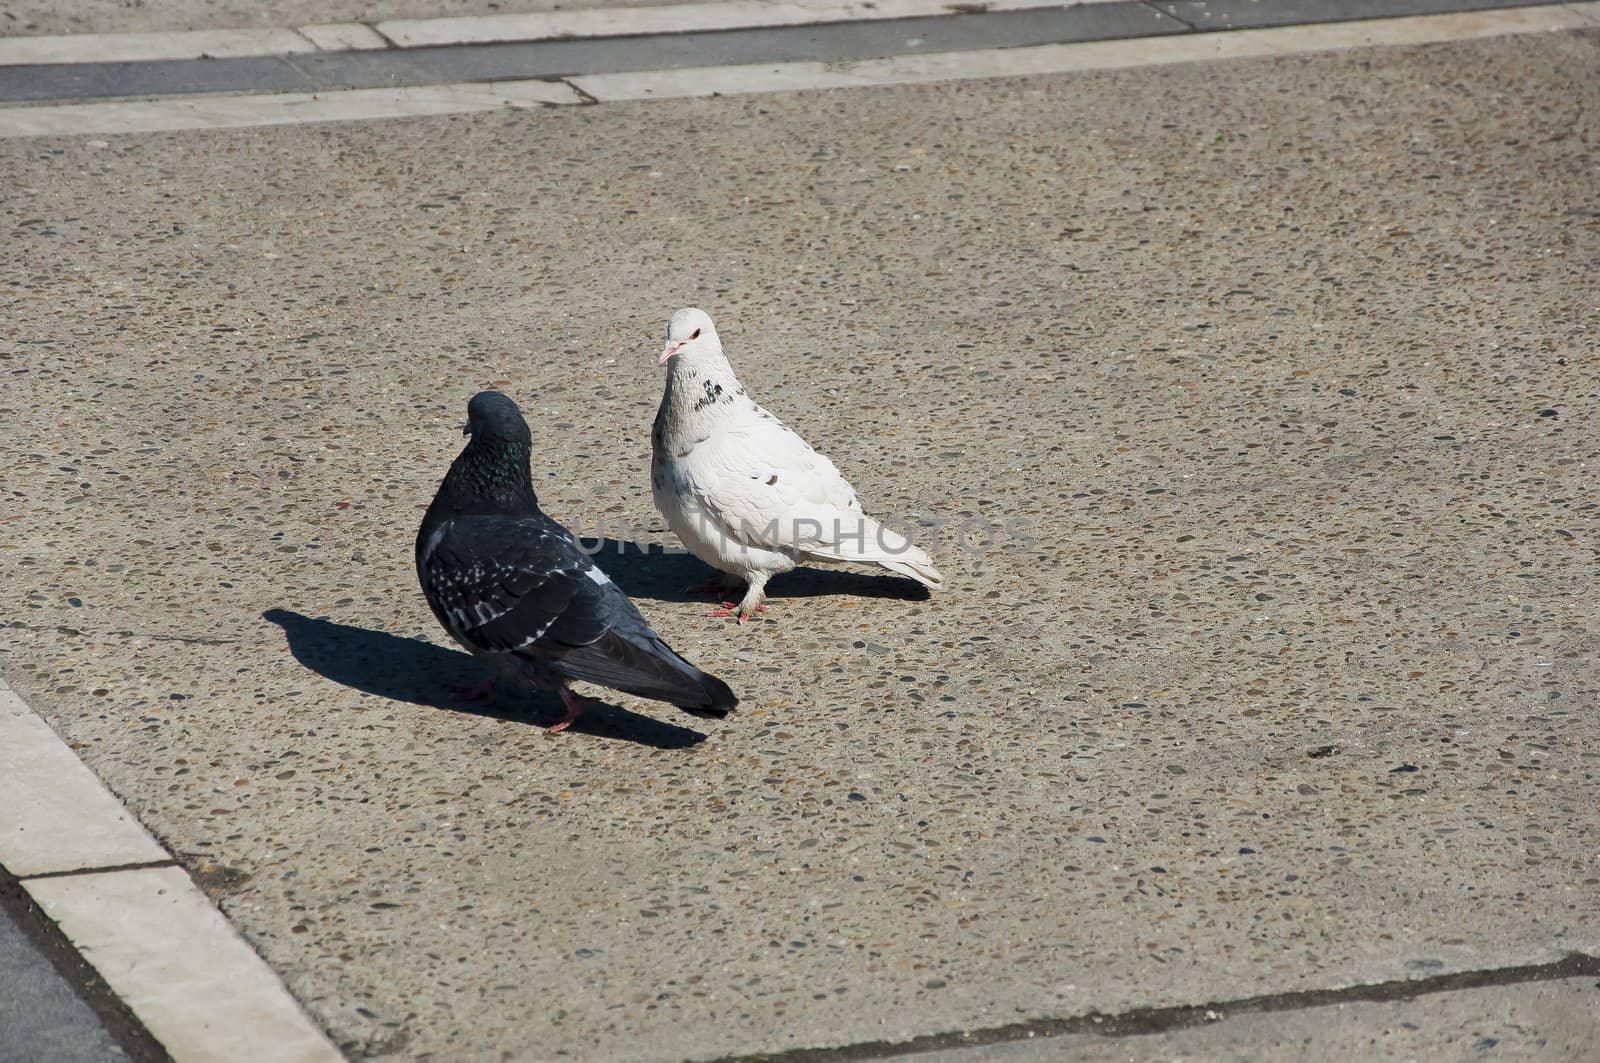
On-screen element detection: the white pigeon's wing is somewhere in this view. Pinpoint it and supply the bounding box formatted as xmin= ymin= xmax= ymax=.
xmin=678 ymin=405 xmax=929 ymax=565
xmin=741 ymin=404 xmax=860 ymax=509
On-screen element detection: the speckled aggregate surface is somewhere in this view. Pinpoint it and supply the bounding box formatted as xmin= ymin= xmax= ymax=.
xmin=2 ymin=29 xmax=1598 ymax=1062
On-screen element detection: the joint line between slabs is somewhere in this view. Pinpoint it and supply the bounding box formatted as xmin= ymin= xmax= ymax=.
xmin=368 ymin=22 xmax=406 ymax=48
xmin=563 ymin=78 xmax=602 ymax=104
xmin=19 ymin=858 xmax=182 ymax=881
xmin=722 ymin=952 xmax=1600 ymax=1062
xmin=1140 ymin=0 xmax=1196 ymax=31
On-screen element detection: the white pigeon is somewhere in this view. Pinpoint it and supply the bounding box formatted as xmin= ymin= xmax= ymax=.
xmin=651 ymin=307 xmax=943 ymax=622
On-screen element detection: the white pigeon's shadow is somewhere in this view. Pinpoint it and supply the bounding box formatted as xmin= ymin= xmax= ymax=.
xmin=582 ymin=538 xmax=933 ymax=607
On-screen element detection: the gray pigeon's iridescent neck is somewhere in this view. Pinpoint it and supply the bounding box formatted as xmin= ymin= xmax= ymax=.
xmin=439 ymin=437 xmax=539 ymax=518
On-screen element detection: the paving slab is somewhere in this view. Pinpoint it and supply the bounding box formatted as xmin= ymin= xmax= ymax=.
xmin=0 ymin=81 xmax=584 ymax=138
xmin=0 ymin=684 xmax=169 ymax=877
xmin=1 ymin=25 xmax=1598 ymax=1063
xmin=0 ymin=0 xmax=1126 ymax=40
xmin=0 ymin=0 xmax=1131 ymax=68
xmin=297 ymin=23 xmax=392 ymax=52
xmin=375 ymin=0 xmax=1121 ymax=48
xmin=0 ymin=27 xmax=323 ymax=68
xmin=0 ymin=0 xmax=686 ymax=40
xmin=25 ymin=867 xmax=343 ymax=1063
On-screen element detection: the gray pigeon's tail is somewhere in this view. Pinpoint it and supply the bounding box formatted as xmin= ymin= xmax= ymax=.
xmin=679 ymin=669 xmax=738 ymax=720
xmin=617 ymin=635 xmax=737 ymax=719
xmin=544 ymin=630 xmax=738 ymax=720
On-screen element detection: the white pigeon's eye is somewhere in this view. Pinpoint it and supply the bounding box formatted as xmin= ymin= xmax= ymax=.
xmin=690 ymin=328 xmax=702 ymax=340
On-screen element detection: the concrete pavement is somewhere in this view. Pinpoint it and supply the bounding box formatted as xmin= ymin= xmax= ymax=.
xmin=2 ymin=3 xmax=1598 ymax=1061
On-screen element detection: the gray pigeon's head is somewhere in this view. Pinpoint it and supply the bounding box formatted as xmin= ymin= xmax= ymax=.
xmin=660 ymin=307 xmax=720 ymax=366
xmin=464 ymin=390 xmax=532 ymax=444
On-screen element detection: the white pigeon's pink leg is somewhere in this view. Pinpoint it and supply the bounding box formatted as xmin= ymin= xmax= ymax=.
xmin=450 ymin=676 xmax=498 ymax=702
xmin=549 ymin=687 xmax=597 ymax=734
xmin=709 ymin=601 xmax=769 ymax=622
xmin=710 ymin=573 xmax=771 ymax=624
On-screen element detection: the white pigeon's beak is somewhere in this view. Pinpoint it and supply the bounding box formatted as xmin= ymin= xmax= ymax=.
xmin=659 ymin=340 xmax=685 ymax=366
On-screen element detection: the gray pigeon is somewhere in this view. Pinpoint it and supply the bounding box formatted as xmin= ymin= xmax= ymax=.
xmin=417 ymin=390 xmax=737 ymax=732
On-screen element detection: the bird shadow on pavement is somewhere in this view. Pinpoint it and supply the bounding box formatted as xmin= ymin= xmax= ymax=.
xmin=582 ymin=538 xmax=933 ymax=607
xmin=261 ymin=609 xmax=708 ymax=750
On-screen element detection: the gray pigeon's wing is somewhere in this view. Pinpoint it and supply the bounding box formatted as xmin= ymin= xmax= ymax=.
xmin=418 ymin=514 xmax=591 ymax=656
xmin=419 ymin=515 xmax=735 ymax=715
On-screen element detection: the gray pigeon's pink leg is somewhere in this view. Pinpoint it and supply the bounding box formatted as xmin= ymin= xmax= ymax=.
xmin=451 ymin=676 xmax=498 ymax=701
xmin=549 ymin=687 xmax=597 ymax=733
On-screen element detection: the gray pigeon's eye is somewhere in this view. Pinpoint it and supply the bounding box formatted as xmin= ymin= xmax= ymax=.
xmin=690 ymin=328 xmax=701 ymax=340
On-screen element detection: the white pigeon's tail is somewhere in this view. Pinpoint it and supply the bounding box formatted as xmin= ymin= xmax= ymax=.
xmin=796 ymin=512 xmax=943 ymax=589
xmin=879 ymin=555 xmax=943 ymax=589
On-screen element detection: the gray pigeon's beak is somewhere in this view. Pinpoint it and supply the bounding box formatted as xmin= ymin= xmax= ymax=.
xmin=460 ymin=421 xmax=472 ymax=436
xmin=659 ymin=340 xmax=684 ymax=366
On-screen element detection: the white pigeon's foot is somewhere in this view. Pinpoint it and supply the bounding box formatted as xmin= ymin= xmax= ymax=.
xmin=709 ymin=600 xmax=769 ymax=624
xmin=450 ymin=677 xmax=498 ymax=702
xmin=549 ymin=688 xmax=597 ymax=733
xmin=709 ymin=572 xmax=772 ymax=624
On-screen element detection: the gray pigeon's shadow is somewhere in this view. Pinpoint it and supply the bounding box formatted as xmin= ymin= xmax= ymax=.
xmin=583 ymin=538 xmax=932 ymax=606
xmin=261 ymin=609 xmax=708 ymax=749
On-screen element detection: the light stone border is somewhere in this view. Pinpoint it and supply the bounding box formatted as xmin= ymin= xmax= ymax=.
xmin=0 ymin=80 xmax=583 ymax=137
xmin=0 ymin=677 xmax=342 ymax=1063
xmin=0 ymin=27 xmax=323 ymax=66
xmin=0 ymin=4 xmax=1595 ymax=138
